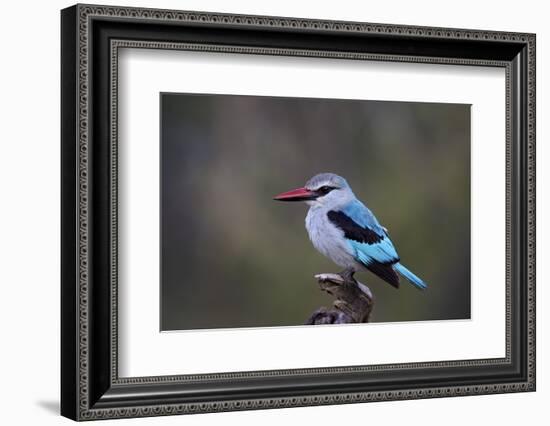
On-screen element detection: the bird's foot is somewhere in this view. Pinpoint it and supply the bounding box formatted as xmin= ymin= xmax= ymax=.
xmin=338 ymin=267 xmax=357 ymax=284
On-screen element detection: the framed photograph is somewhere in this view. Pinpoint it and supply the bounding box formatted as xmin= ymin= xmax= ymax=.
xmin=61 ymin=4 xmax=536 ymax=421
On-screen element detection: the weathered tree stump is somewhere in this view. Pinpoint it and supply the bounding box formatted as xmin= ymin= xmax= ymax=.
xmin=305 ymin=273 xmax=374 ymax=325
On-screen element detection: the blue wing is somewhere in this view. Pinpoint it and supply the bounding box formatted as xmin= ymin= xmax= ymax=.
xmin=340 ymin=200 xmax=399 ymax=263
xmin=328 ymin=200 xmax=400 ymax=287
xmin=340 ymin=199 xmax=384 ymax=233
xmin=328 ymin=200 xmax=427 ymax=290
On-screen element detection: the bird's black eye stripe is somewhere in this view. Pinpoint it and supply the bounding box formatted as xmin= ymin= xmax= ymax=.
xmin=317 ymin=185 xmax=336 ymax=195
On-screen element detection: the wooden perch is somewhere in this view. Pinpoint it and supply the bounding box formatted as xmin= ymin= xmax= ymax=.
xmin=305 ymin=273 xmax=374 ymax=325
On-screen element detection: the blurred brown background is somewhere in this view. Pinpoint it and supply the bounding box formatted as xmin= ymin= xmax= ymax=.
xmin=160 ymin=93 xmax=470 ymax=331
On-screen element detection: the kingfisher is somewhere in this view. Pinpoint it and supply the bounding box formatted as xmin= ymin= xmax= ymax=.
xmin=274 ymin=173 xmax=427 ymax=290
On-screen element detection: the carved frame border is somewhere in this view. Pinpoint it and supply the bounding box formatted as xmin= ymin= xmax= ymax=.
xmin=61 ymin=3 xmax=536 ymax=421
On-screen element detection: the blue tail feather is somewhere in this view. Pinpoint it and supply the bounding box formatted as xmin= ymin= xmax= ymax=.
xmin=394 ymin=263 xmax=427 ymax=290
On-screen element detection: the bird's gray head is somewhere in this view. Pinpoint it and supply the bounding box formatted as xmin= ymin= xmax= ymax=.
xmin=274 ymin=173 xmax=355 ymax=209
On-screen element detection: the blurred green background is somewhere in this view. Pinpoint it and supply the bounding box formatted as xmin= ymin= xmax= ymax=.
xmin=160 ymin=93 xmax=470 ymax=331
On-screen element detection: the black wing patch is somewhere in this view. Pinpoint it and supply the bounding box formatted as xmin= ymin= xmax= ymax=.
xmin=327 ymin=210 xmax=383 ymax=244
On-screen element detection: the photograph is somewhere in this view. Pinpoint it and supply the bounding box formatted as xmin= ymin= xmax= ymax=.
xmin=160 ymin=93 xmax=471 ymax=331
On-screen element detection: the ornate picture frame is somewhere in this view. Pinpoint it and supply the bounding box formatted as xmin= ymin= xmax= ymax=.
xmin=61 ymin=4 xmax=535 ymax=421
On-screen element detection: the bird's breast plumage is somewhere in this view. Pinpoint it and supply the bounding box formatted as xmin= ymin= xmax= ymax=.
xmin=305 ymin=207 xmax=360 ymax=270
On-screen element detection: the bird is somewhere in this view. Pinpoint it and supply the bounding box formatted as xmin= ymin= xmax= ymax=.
xmin=273 ymin=173 xmax=427 ymax=290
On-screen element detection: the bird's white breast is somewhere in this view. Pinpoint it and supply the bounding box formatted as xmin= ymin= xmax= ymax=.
xmin=305 ymin=207 xmax=360 ymax=270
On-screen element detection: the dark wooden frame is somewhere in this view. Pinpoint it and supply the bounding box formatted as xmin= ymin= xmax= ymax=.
xmin=61 ymin=3 xmax=536 ymax=421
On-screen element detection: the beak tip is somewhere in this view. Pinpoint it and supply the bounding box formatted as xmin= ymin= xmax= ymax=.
xmin=272 ymin=187 xmax=314 ymax=202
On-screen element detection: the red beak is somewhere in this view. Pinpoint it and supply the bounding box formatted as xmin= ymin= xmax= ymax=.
xmin=273 ymin=187 xmax=317 ymax=202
